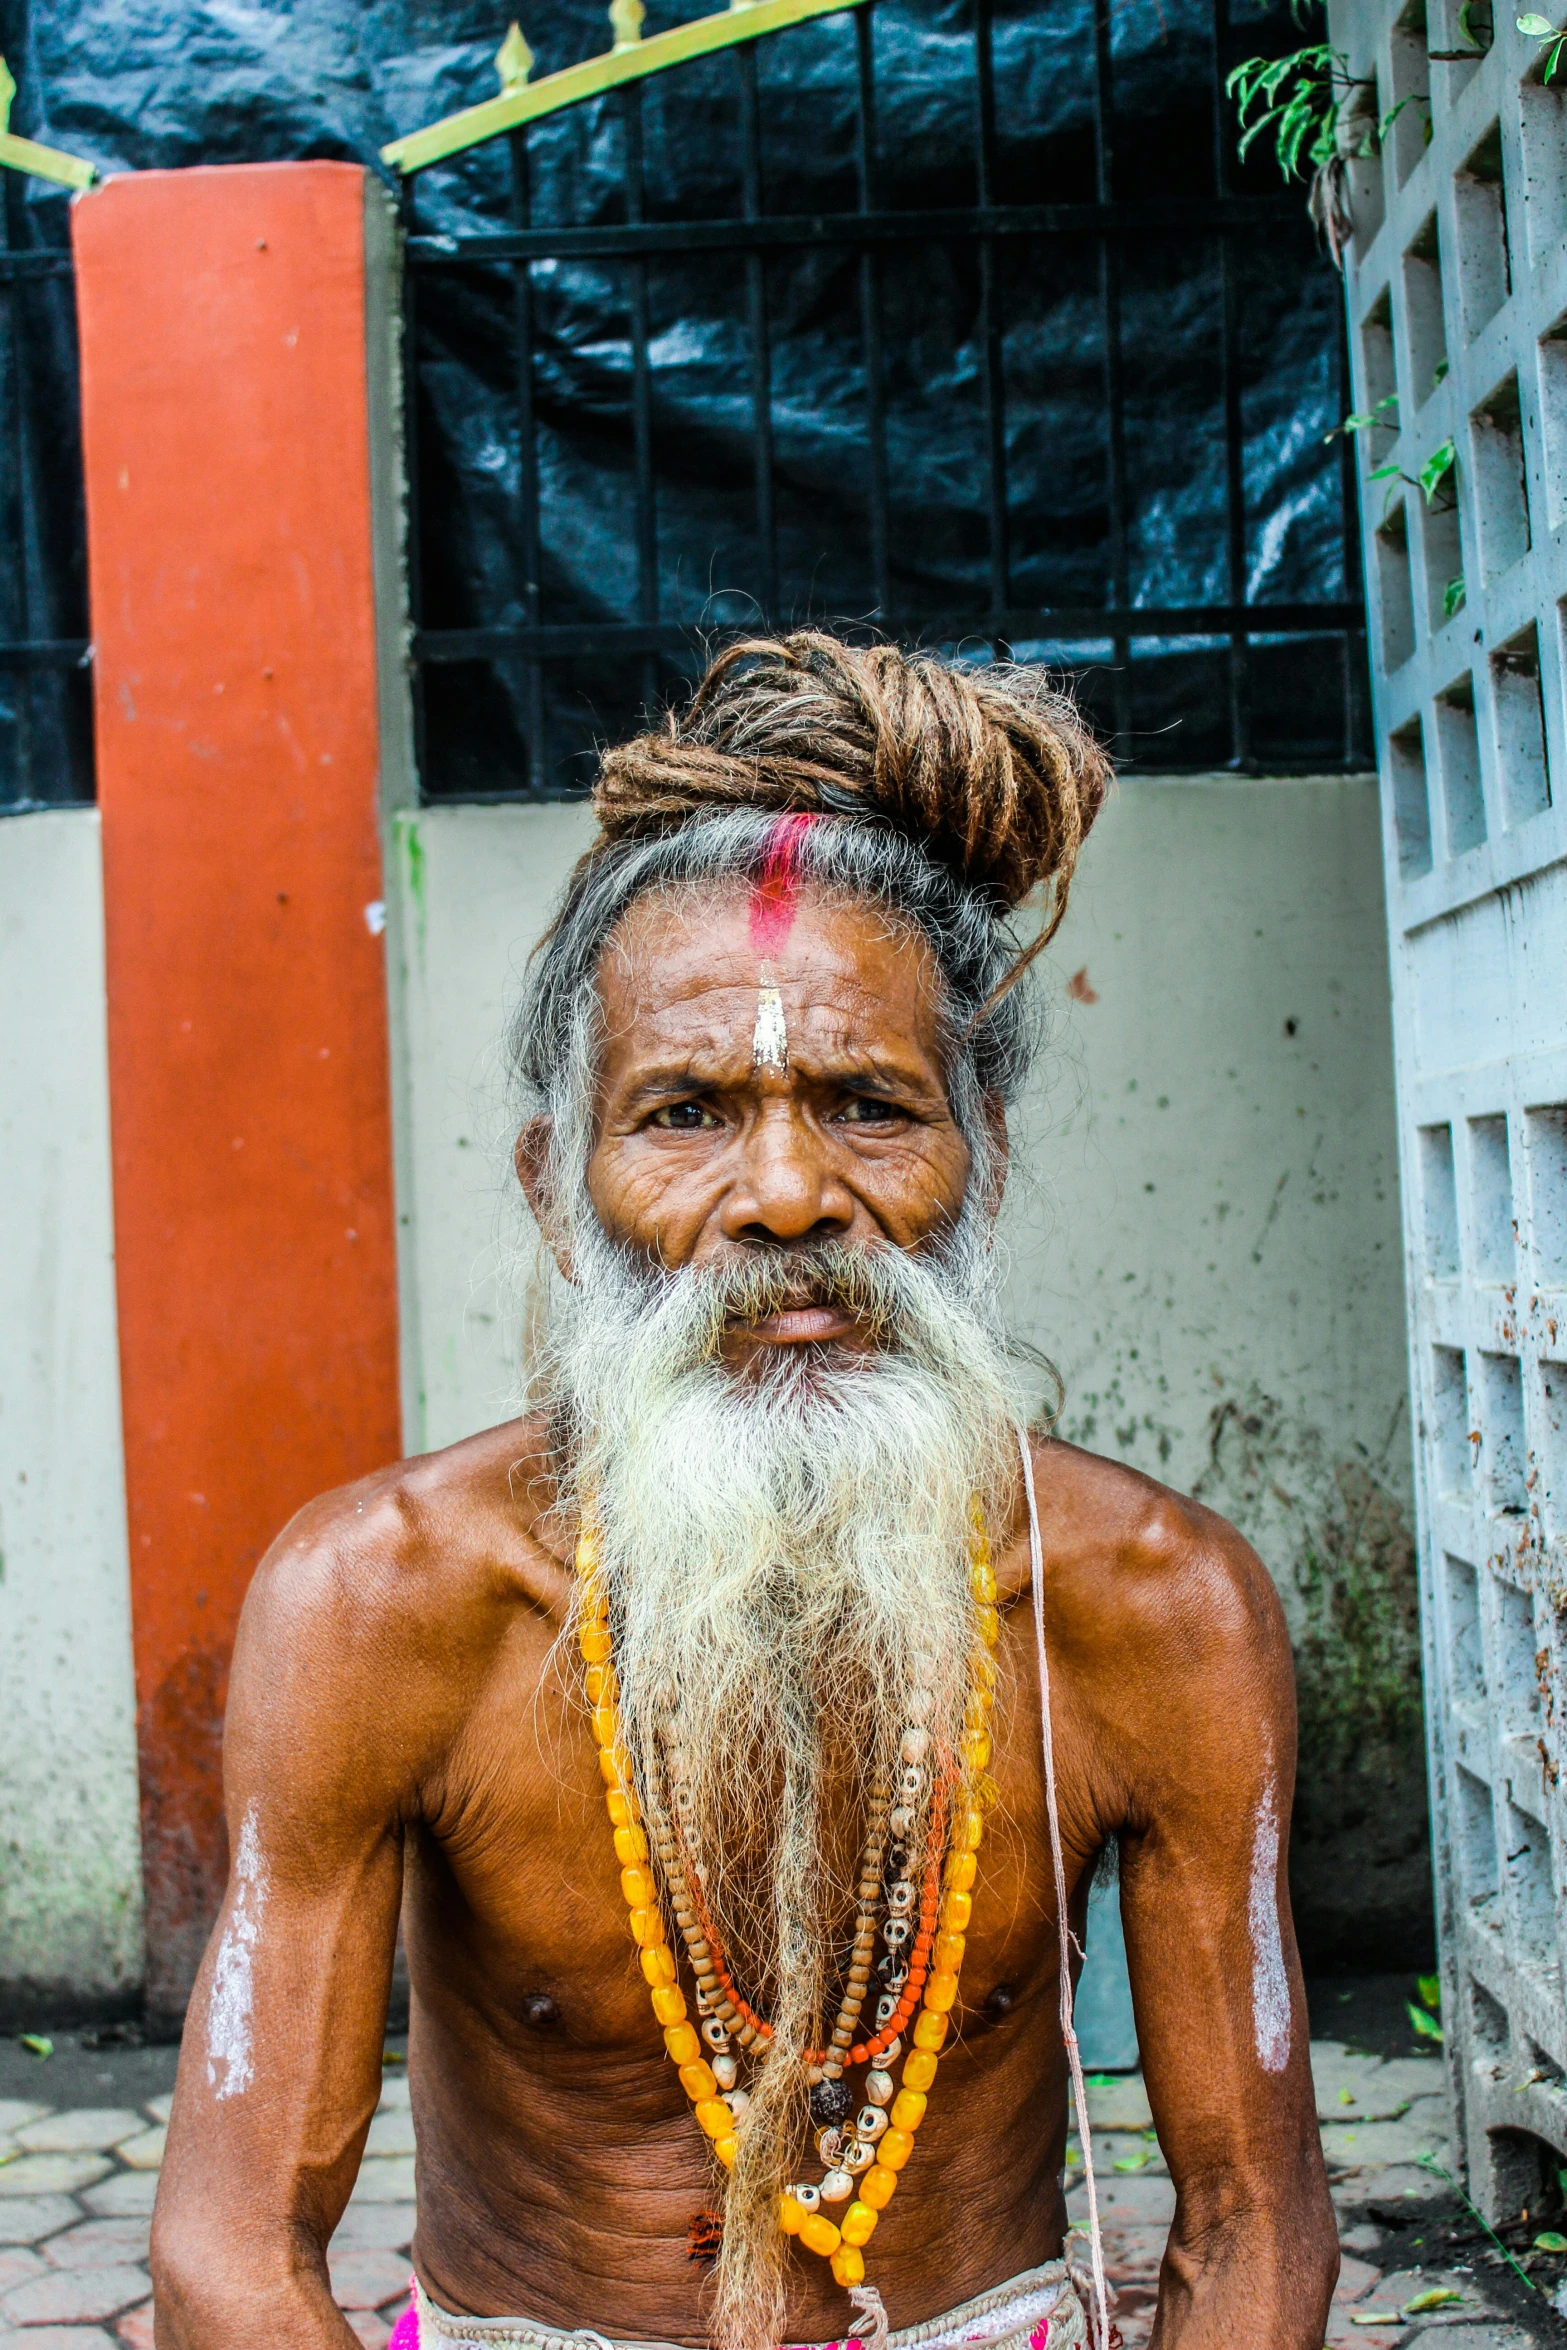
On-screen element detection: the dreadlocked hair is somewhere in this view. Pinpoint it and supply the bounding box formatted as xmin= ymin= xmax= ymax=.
xmin=593 ymin=630 xmax=1109 ymax=941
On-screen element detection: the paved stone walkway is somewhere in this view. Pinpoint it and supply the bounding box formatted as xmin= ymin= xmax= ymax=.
xmin=1 ymin=2042 xmax=1562 ymax=2347
xmin=1067 ymin=2043 xmax=1561 ymax=2348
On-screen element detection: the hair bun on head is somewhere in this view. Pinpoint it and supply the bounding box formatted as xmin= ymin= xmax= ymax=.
xmin=592 ymin=630 xmax=1111 ymax=943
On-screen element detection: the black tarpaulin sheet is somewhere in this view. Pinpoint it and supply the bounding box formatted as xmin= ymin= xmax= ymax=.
xmin=2 ymin=0 xmax=1361 ymax=801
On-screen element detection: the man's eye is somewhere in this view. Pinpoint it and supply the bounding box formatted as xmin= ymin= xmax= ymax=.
xmin=836 ymin=1095 xmax=907 ymax=1124
xmin=649 ymin=1102 xmax=720 ymax=1131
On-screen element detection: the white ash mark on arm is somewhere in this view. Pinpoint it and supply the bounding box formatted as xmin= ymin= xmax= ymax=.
xmin=207 ymin=1801 xmax=268 ymax=2100
xmin=1248 ymin=1775 xmax=1290 ymax=2074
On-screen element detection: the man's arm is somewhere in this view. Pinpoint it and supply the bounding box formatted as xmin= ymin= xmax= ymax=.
xmin=152 ymin=1482 xmax=435 ymax=2350
xmin=1110 ymin=1502 xmax=1337 ymax=2348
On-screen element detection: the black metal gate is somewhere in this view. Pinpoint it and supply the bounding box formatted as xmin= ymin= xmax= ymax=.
xmin=399 ymin=0 xmax=1371 ymax=801
xmin=0 ymin=174 xmax=91 ymax=812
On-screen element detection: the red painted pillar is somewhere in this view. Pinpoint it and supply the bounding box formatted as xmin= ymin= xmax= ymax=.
xmin=73 ymin=164 xmax=405 ymax=2023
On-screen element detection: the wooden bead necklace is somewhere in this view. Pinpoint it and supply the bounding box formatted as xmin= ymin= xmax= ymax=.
xmin=575 ymin=1508 xmax=1000 ymax=2299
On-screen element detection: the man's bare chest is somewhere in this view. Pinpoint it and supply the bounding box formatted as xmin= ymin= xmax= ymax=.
xmin=402 ymin=1626 xmax=1080 ymax=2060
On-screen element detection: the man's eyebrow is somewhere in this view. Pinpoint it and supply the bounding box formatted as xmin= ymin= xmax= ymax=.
xmin=618 ymin=1062 xmax=731 ymax=1104
xmin=615 ymin=1048 xmax=940 ymax=1106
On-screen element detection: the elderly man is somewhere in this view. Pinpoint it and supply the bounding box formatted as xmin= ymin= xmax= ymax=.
xmin=152 ymin=633 xmax=1337 ymax=2350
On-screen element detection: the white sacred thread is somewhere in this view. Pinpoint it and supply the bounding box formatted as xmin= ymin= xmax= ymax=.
xmin=752 ymin=985 xmax=788 ymax=1072
xmin=1248 ymin=1774 xmax=1290 ymax=2074
xmin=206 ymin=1802 xmax=267 ymax=2100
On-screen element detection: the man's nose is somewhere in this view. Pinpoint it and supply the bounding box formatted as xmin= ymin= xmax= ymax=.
xmin=718 ymin=1101 xmax=854 ymax=1246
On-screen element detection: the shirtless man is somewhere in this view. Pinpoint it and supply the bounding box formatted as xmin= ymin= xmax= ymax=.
xmin=151 ymin=633 xmax=1337 ymax=2350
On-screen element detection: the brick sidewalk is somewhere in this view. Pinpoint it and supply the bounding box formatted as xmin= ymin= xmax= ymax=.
xmin=0 ymin=2043 xmax=1559 ymax=2347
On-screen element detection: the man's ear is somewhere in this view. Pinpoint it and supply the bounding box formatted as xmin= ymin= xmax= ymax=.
xmin=515 ymin=1118 xmax=574 ymax=1279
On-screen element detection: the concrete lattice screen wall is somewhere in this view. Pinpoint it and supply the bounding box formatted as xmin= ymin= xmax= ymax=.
xmin=1332 ymin=0 xmax=1567 ymax=2213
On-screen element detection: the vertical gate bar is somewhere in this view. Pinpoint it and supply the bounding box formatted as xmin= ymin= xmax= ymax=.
xmin=0 ymin=177 xmax=32 ymax=804
xmin=1335 ymin=294 xmax=1362 ymax=767
xmin=508 ymin=126 xmax=548 ymax=796
xmin=1218 ymin=237 xmax=1251 ymax=770
xmin=974 ymin=0 xmax=1009 ymax=631
xmin=398 ymin=176 xmax=429 ymax=801
xmin=622 ymin=85 xmax=660 ymax=717
xmin=1093 ymin=0 xmax=1131 ymax=750
xmin=855 ymin=5 xmax=892 ymax=623
xmin=1212 ymin=0 xmax=1251 ymax=770
xmin=737 ymin=43 xmax=779 ymax=622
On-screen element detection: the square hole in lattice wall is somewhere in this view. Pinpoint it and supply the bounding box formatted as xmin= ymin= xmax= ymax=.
xmin=1421 ymin=1123 xmax=1461 ymax=1274
xmin=1446 ymin=1552 xmax=1485 ymax=1702
xmin=1403 ymin=214 xmax=1449 ymax=408
xmin=1519 ymin=41 xmax=1567 ymax=265
xmin=1480 ymin=1351 xmax=1527 ymax=1512
xmin=1423 ymin=492 xmax=1466 ymax=638
xmin=1470 ymin=373 xmax=1531 ymax=581
xmin=1469 ymin=1114 xmax=1517 ymax=1278
xmin=1538 ymin=316 xmax=1567 ymax=529
xmin=1472 ymin=1978 xmax=1511 ymax=2055
xmin=1360 ymin=289 xmax=1399 ymax=456
xmin=1490 ymin=1575 xmax=1540 ymax=1726
xmin=1502 ymin=1801 xmax=1557 ymax=1957
xmin=1430 ymin=0 xmax=1493 ymax=97
xmin=1490 ymin=624 xmax=1551 ymax=825
xmin=1435 ymin=674 xmax=1486 ymax=852
xmin=1525 ymin=1104 xmax=1567 ymax=1279
xmin=1454 ymin=123 xmax=1512 ymax=342
xmin=1389 ymin=0 xmax=1434 ymax=185
xmin=1540 ymin=1361 xmax=1566 ymax=1542
xmin=1433 ymin=1343 xmax=1473 ymax=1493
xmin=1389 ymin=713 xmax=1432 ymax=874
xmin=1458 ymin=1766 xmax=1501 ymax=1912
xmin=1378 ymin=504 xmax=1417 ymax=674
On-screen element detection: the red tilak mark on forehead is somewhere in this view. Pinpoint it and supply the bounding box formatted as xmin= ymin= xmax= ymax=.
xmin=748 ymin=812 xmax=819 ymax=951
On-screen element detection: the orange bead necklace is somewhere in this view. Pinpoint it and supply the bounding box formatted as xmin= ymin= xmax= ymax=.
xmin=574 ymin=1511 xmax=999 ymax=2300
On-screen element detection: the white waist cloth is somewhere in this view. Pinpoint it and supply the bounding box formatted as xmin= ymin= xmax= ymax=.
xmin=413 ymin=2262 xmax=1087 ymax=2350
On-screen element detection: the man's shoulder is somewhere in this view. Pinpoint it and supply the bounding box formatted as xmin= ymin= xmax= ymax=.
xmin=242 ymin=1410 xmax=567 ymax=1659
xmin=1024 ymin=1431 xmax=1286 ymax=1667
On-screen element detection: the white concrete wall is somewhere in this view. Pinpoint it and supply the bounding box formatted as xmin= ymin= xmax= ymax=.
xmin=0 ymin=809 xmax=143 ymax=2014
xmin=1018 ymin=775 xmax=1409 ymax=1542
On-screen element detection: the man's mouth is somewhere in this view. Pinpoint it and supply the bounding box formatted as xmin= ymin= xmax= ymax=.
xmin=737 ymin=1302 xmax=862 ymax=1345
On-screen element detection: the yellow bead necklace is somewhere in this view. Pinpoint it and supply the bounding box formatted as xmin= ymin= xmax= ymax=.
xmin=574 ymin=1511 xmax=999 ymax=2298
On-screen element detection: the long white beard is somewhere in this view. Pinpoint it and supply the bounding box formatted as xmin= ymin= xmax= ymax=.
xmin=543 ymin=1225 xmax=1021 ymax=2350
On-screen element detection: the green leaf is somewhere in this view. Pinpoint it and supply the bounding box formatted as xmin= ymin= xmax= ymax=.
xmin=1420 ymin=438 xmax=1457 ymax=502
xmin=1533 ymin=2231 xmax=1567 ymax=2251
xmin=1432 ymin=357 xmax=1449 ymax=385
xmin=1407 ymin=2000 xmax=1445 ymax=2043
xmin=1417 ymin=1973 xmax=1442 ymax=2011
xmin=1370 ymin=460 xmax=1405 ymax=481
xmin=18 ymin=2033 xmax=52 ymax=2059
xmin=1405 ymin=2289 xmax=1463 ymax=2312
xmin=1443 ymin=575 xmax=1466 ymax=618
xmin=1112 ymin=2152 xmax=1152 ymax=2171
xmin=1517 ymin=13 xmax=1554 ymax=32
